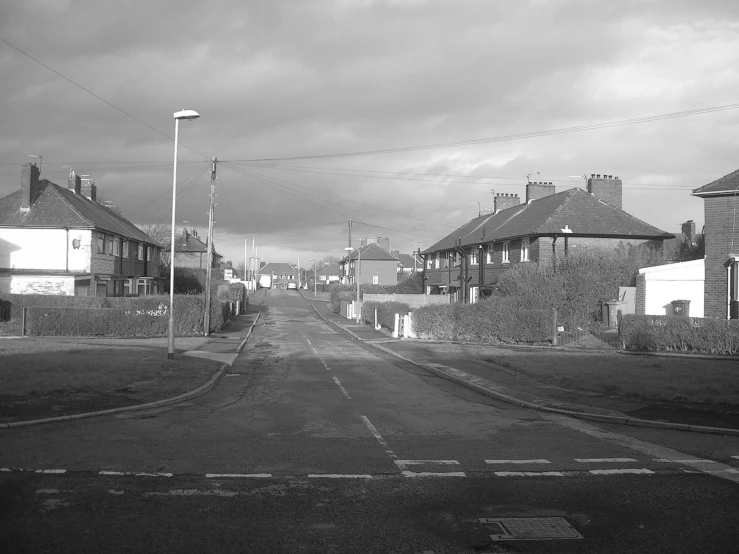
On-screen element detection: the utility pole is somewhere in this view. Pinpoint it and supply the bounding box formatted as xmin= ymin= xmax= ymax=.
xmin=297 ymin=257 xmax=301 ymax=288
xmin=243 ymin=238 xmax=247 ymax=283
xmin=204 ymin=157 xmax=217 ymax=336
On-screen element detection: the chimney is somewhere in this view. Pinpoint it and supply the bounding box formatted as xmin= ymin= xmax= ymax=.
xmin=377 ymin=237 xmax=390 ymax=252
xmin=587 ymin=173 xmax=622 ymax=209
xmin=80 ymin=175 xmax=97 ymax=202
xmin=20 ymin=163 xmax=41 ymax=212
xmin=67 ymin=170 xmax=81 ymax=194
xmin=494 ymin=193 xmax=521 ymax=213
xmin=681 ymin=220 xmax=696 ymax=243
xmin=526 ymin=181 xmax=556 ymax=203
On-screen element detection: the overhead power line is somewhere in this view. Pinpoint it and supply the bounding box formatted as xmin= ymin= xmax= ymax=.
xmin=0 ymin=36 xmax=208 ymax=160
xmin=225 ymin=102 xmax=739 ymax=162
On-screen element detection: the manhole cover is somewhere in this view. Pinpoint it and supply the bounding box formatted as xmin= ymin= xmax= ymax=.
xmin=479 ymin=517 xmax=583 ymax=541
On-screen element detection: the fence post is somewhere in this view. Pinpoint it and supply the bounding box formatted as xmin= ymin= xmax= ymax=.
xmin=552 ymin=307 xmax=558 ymax=346
xmin=393 ymin=313 xmax=400 ymax=338
xmin=22 ymin=307 xmax=27 ymax=336
xmin=374 ymin=308 xmax=379 ymax=330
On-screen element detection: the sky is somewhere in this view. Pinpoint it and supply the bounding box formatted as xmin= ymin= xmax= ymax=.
xmin=2 ymin=0 xmax=739 ymax=270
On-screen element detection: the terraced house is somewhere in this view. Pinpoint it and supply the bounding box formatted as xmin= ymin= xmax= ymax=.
xmin=0 ymin=163 xmax=163 ymax=296
xmin=422 ymin=175 xmax=674 ymax=303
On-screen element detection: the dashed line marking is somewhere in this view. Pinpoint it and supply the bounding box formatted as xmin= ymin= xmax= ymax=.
xmin=485 ymin=459 xmax=551 ymax=464
xmin=401 ymin=471 xmax=467 ymax=478
xmin=307 ymin=474 xmax=372 ymax=479
xmin=589 ymin=468 xmax=654 ymax=475
xmin=575 ymin=458 xmax=637 ymax=463
xmin=205 ymin=473 xmax=272 ymax=478
xmin=653 ymin=459 xmax=716 ymax=463
xmin=495 ymin=471 xmax=565 ymax=477
xmin=360 ymin=415 xmax=398 ymax=460
xmin=35 ymin=469 xmax=66 ymax=474
xmin=332 ymin=376 xmax=351 ymax=399
xmin=395 ymin=460 xmax=466 ymax=478
xmin=732 ymin=456 xmax=739 ymax=460
xmin=397 ymin=460 xmax=460 ymax=466
xmin=99 ymin=471 xmax=172 ymax=477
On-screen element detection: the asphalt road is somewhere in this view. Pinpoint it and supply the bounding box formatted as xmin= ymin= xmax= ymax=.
xmin=2 ymin=289 xmax=738 ymax=553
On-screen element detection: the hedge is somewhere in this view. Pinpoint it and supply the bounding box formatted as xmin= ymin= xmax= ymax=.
xmin=7 ymin=294 xmax=231 ymax=337
xmin=620 ymin=314 xmax=739 ymax=355
xmin=361 ymin=300 xmax=412 ymax=331
xmin=413 ymin=297 xmax=551 ymax=344
xmin=330 ymin=284 xmax=398 ymax=313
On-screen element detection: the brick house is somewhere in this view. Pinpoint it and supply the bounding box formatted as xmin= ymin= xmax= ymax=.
xmin=316 ymin=262 xmax=341 ymax=283
xmin=392 ymin=250 xmax=423 ymax=274
xmin=422 ymin=176 xmax=674 ymax=303
xmin=340 ymin=242 xmax=399 ymax=285
xmin=260 ymin=262 xmax=298 ymax=288
xmin=692 ymin=169 xmax=739 ymax=318
xmin=0 ymin=163 xmax=163 ymax=296
xmin=169 ymin=227 xmax=223 ymax=269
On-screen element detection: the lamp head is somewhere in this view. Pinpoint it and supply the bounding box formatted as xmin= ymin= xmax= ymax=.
xmin=174 ymin=109 xmax=200 ymax=121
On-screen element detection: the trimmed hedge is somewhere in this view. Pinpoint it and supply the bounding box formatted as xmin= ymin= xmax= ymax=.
xmin=413 ymin=297 xmax=551 ymax=344
xmin=620 ymin=314 xmax=739 ymax=355
xmin=330 ymin=284 xmax=397 ymax=313
xmin=362 ymin=300 xmax=412 ymax=331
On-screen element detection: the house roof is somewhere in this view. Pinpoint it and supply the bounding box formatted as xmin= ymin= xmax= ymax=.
xmin=260 ymin=262 xmax=298 ymax=275
xmin=396 ymin=252 xmax=422 ymax=268
xmin=317 ymin=262 xmax=341 ymax=276
xmin=341 ymin=242 xmax=399 ymax=262
xmin=422 ymin=188 xmax=673 ymax=254
xmin=0 ymin=180 xmax=158 ymax=245
xmin=692 ymin=169 xmax=739 ymax=197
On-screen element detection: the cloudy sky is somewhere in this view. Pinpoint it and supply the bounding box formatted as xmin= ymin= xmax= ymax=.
xmin=2 ymin=0 xmax=738 ymax=269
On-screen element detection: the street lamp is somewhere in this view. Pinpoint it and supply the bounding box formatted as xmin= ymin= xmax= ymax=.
xmin=345 ymin=245 xmax=361 ymax=323
xmin=310 ymin=258 xmax=317 ymax=296
xmin=249 ymin=256 xmax=263 ymax=290
xmin=168 ymin=109 xmax=200 ymax=360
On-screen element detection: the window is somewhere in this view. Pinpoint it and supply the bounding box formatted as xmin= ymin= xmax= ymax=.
xmin=122 ymin=240 xmax=129 ymax=258
xmin=138 ymin=243 xmax=144 ymax=260
xmin=97 ymin=233 xmax=105 ymax=254
xmin=105 ymin=235 xmax=113 ymax=255
xmin=434 ymin=254 xmax=439 ymax=269
xmin=372 ymin=276 xmax=379 ymax=285
xmin=113 ymin=238 xmax=120 ymax=257
xmin=486 ymin=245 xmax=494 ymax=264
xmin=453 ymin=251 xmax=461 ymax=267
xmin=442 ymin=252 xmax=450 ymax=269
xmin=502 ymin=242 xmax=510 ymax=263
xmin=470 ymin=249 xmax=479 ymax=265
xmin=426 ymin=256 xmax=433 ymax=270
xmin=521 ymin=238 xmax=530 ymax=262
xmin=470 ymin=286 xmax=479 ymax=304
xmin=148 ymin=246 xmax=156 ymax=262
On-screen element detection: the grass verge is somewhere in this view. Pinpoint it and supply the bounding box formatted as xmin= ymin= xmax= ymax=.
xmin=0 ymin=337 xmax=221 ymax=422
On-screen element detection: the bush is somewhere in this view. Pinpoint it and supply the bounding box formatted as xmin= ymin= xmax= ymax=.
xmin=362 ymin=300 xmax=412 ymax=330
xmin=413 ymin=297 xmax=551 ymax=344
xmin=20 ymin=295 xmax=232 ymax=337
xmin=620 ymin=314 xmax=739 ymax=355
xmin=395 ymin=272 xmax=423 ymax=294
xmin=329 ymin=284 xmax=397 ymax=313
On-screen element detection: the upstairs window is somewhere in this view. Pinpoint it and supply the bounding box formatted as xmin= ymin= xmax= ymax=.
xmin=105 ymin=235 xmax=114 ymax=255
xmin=470 ymin=249 xmax=479 ymax=265
xmin=122 ymin=239 xmax=129 ymax=258
xmin=442 ymin=252 xmax=450 ymax=269
xmin=486 ymin=245 xmax=494 ymax=264
xmin=138 ymin=243 xmax=144 ymax=261
xmin=434 ymin=254 xmax=439 ymax=269
xmin=521 ymin=238 xmax=530 ymax=262
xmin=113 ymin=238 xmax=120 ymax=257
xmin=97 ymin=233 xmax=105 ymax=254
xmin=502 ymin=242 xmax=510 ymax=264
xmin=426 ymin=256 xmax=433 ymax=270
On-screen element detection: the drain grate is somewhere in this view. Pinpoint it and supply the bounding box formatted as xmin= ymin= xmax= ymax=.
xmin=479 ymin=517 xmax=583 ymax=541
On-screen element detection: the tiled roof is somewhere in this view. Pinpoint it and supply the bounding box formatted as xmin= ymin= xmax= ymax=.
xmin=396 ymin=253 xmax=422 ymax=268
xmin=260 ymin=262 xmax=298 ymax=275
xmin=0 ymin=181 xmax=158 ymax=245
xmin=317 ymin=262 xmax=341 ymax=276
xmin=422 ymin=188 xmax=673 ymax=254
xmin=173 ymin=232 xmax=207 ymax=253
xmin=341 ymin=242 xmax=399 ymax=262
xmin=692 ymin=169 xmax=739 ymax=196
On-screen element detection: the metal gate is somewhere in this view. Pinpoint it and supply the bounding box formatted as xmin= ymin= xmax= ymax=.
xmin=0 ymin=301 xmax=24 ymax=336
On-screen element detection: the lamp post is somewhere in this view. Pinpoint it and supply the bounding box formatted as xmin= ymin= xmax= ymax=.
xmin=310 ymin=258 xmax=317 ymax=296
xmin=345 ymin=245 xmax=361 ymax=323
xmin=168 ymin=109 xmax=200 ymax=360
xmin=249 ymin=256 xmax=262 ymax=290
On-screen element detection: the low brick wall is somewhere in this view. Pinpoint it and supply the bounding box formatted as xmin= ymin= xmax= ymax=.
xmin=363 ymin=294 xmax=450 ymax=309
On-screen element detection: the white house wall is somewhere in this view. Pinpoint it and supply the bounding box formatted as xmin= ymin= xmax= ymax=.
xmin=0 ymin=275 xmax=75 ymax=295
xmin=640 ymin=259 xmax=704 ymax=318
xmin=0 ymin=228 xmax=91 ymax=272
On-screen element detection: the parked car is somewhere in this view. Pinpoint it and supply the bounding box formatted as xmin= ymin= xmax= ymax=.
xmin=287 ymin=282 xmax=298 ymax=290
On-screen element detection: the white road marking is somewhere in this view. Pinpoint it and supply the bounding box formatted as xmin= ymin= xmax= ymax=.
xmin=589 ymin=468 xmax=654 ymax=475
xmin=654 ymin=459 xmax=718 ymax=463
xmin=360 ymin=415 xmax=398 ymax=459
xmin=35 ymin=489 xmax=60 ymax=494
xmin=544 ymin=413 xmax=739 ymax=485
xmin=397 ymin=460 xmax=460 ymax=466
xmin=485 ymin=459 xmax=551 ymax=464
xmin=575 ymin=458 xmax=637 ymax=463
xmin=144 ymin=489 xmax=238 ymax=497
xmin=99 ymin=471 xmax=172 ymax=477
xmin=35 ymin=469 xmax=66 ymax=474
xmin=332 ymin=376 xmax=352 ymax=399
xmin=395 ymin=460 xmax=466 ymax=477
xmin=307 ymin=474 xmax=372 ymax=479
xmin=495 ymin=471 xmax=565 ymax=477
xmin=0 ymin=468 xmax=10 ymax=472
xmin=320 ymin=358 xmax=331 ymax=371
xmin=108 ymin=490 xmax=124 ymax=495
xmin=401 ymin=471 xmax=467 ymax=478
xmin=205 ymin=473 xmax=272 ymax=478
xmin=732 ymin=456 xmax=739 ymax=460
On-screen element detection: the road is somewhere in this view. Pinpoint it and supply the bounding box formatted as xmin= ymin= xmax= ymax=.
xmin=2 ymin=289 xmax=738 ymax=553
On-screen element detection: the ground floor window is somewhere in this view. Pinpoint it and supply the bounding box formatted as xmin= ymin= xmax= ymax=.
xmin=470 ymin=286 xmax=479 ymax=304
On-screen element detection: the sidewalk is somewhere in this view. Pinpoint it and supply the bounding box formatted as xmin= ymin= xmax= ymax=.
xmin=310 ymin=300 xmax=739 ymax=436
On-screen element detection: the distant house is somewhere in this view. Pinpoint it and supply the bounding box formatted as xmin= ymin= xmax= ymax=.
xmin=316 ymin=262 xmax=341 ymax=283
xmin=692 ymin=169 xmax=739 ymax=318
xmin=0 ymin=163 xmax=163 ymax=296
xmin=340 ymin=243 xmax=399 ymax=286
xmin=169 ymin=227 xmax=223 ymax=269
xmin=392 ymin=250 xmax=422 ymax=274
xmin=422 ymin=176 xmax=674 ymax=303
xmin=260 ymin=262 xmax=298 ymax=288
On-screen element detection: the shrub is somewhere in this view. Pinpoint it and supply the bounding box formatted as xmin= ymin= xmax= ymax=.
xmin=395 ymin=272 xmax=423 ymax=294
xmin=329 ymin=284 xmax=397 ymax=313
xmin=413 ymin=297 xmax=551 ymax=344
xmin=620 ymin=314 xmax=739 ymax=355
xmin=362 ymin=300 xmax=412 ymax=330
